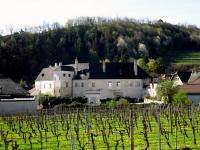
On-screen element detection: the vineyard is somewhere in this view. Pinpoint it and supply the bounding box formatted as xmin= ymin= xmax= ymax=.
xmin=1 ymin=104 xmax=200 ymax=150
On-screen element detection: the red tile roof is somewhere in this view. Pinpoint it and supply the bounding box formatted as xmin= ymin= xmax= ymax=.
xmin=181 ymin=77 xmax=200 ymax=94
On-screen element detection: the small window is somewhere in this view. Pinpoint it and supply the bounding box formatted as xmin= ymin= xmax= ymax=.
xmin=130 ymin=82 xmax=133 ymax=87
xmin=42 ymin=73 xmax=44 ymax=77
xmin=116 ymin=81 xmax=121 ymax=87
xmin=68 ymin=74 xmax=71 ymax=77
xmin=81 ymin=82 xmax=84 ymax=87
xmin=125 ymin=81 xmax=129 ymax=87
xmin=75 ymin=82 xmax=78 ymax=87
xmin=63 ymin=74 xmax=66 ymax=77
xmin=108 ymin=81 xmax=112 ymax=87
xmin=66 ymin=82 xmax=68 ymax=87
xmin=92 ymin=82 xmax=95 ymax=87
xmin=136 ymin=81 xmax=140 ymax=87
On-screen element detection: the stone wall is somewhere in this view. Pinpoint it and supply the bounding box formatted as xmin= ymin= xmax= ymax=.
xmin=0 ymin=97 xmax=38 ymax=114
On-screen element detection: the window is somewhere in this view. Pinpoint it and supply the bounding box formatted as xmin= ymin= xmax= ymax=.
xmin=75 ymin=82 xmax=78 ymax=87
xmin=125 ymin=81 xmax=129 ymax=87
xmin=63 ymin=73 xmax=66 ymax=77
xmin=130 ymin=82 xmax=133 ymax=87
xmin=136 ymin=81 xmax=140 ymax=87
xmin=42 ymin=73 xmax=44 ymax=77
xmin=116 ymin=81 xmax=121 ymax=87
xmin=81 ymin=82 xmax=84 ymax=87
xmin=108 ymin=81 xmax=112 ymax=87
xmin=68 ymin=74 xmax=71 ymax=77
xmin=49 ymin=84 xmax=51 ymax=88
xmin=66 ymin=82 xmax=68 ymax=87
xmin=92 ymin=82 xmax=95 ymax=87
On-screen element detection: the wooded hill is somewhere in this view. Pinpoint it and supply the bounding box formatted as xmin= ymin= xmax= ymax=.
xmin=0 ymin=17 xmax=200 ymax=81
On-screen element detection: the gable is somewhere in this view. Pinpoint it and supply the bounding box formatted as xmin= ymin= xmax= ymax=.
xmin=177 ymin=71 xmax=192 ymax=83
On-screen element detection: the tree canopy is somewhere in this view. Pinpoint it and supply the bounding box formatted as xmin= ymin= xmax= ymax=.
xmin=0 ymin=17 xmax=200 ymax=81
xmin=157 ymin=80 xmax=191 ymax=104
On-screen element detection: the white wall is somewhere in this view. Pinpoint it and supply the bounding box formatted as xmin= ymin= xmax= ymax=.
xmin=86 ymin=93 xmax=101 ymax=105
xmin=147 ymin=83 xmax=157 ymax=97
xmin=73 ymin=79 xmax=144 ymax=99
xmin=0 ymin=97 xmax=38 ymax=114
xmin=144 ymin=98 xmax=164 ymax=104
xmin=35 ymin=70 xmax=74 ymax=97
xmin=53 ymin=71 xmax=74 ymax=97
xmin=173 ymin=76 xmax=183 ymax=86
xmin=35 ymin=81 xmax=55 ymax=96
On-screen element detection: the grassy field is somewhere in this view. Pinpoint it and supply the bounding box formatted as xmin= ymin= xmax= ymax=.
xmin=0 ymin=105 xmax=200 ymax=150
xmin=164 ymin=51 xmax=200 ymax=65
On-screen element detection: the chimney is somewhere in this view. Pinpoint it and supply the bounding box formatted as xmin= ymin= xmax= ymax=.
xmin=134 ymin=59 xmax=138 ymax=76
xmin=75 ymin=57 xmax=78 ymax=75
xmin=59 ymin=62 xmax=62 ymax=66
xmin=55 ymin=62 xmax=58 ymax=67
xmin=102 ymin=60 xmax=106 ymax=72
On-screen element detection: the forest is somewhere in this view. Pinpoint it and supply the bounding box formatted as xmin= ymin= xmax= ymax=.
xmin=0 ymin=17 xmax=200 ymax=81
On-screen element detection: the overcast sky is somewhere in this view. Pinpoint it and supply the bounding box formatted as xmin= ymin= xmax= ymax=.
xmin=0 ymin=0 xmax=200 ymax=34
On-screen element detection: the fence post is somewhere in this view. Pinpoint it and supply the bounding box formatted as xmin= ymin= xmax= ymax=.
xmin=191 ymin=105 xmax=196 ymax=145
xmin=157 ymin=113 xmax=161 ymax=150
xmin=71 ymin=134 xmax=76 ymax=150
xmin=130 ymin=107 xmax=134 ymax=150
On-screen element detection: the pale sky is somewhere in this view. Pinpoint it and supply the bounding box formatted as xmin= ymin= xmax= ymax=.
xmin=0 ymin=0 xmax=200 ymax=34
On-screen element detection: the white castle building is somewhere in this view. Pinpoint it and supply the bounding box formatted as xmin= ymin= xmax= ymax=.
xmin=35 ymin=58 xmax=150 ymax=104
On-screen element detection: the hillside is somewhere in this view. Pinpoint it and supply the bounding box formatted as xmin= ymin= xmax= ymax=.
xmin=165 ymin=51 xmax=200 ymax=65
xmin=0 ymin=17 xmax=200 ymax=81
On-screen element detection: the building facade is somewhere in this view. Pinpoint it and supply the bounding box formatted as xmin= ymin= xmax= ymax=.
xmin=35 ymin=58 xmax=151 ymax=104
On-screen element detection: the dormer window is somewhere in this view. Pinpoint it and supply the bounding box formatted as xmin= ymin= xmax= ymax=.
xmin=119 ymin=69 xmax=122 ymax=75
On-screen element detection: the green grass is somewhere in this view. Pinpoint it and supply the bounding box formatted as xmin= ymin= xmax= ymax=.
xmin=164 ymin=51 xmax=200 ymax=65
xmin=0 ymin=106 xmax=200 ymax=150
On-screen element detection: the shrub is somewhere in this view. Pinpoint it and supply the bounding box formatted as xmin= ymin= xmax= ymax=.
xmin=173 ymin=89 xmax=192 ymax=105
xmin=100 ymin=98 xmax=112 ymax=104
xmin=105 ymin=97 xmax=130 ymax=107
xmin=107 ymin=99 xmax=117 ymax=107
xmin=117 ymin=98 xmax=128 ymax=105
xmin=72 ymin=97 xmax=88 ymax=104
xmin=39 ymin=95 xmax=72 ymax=108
